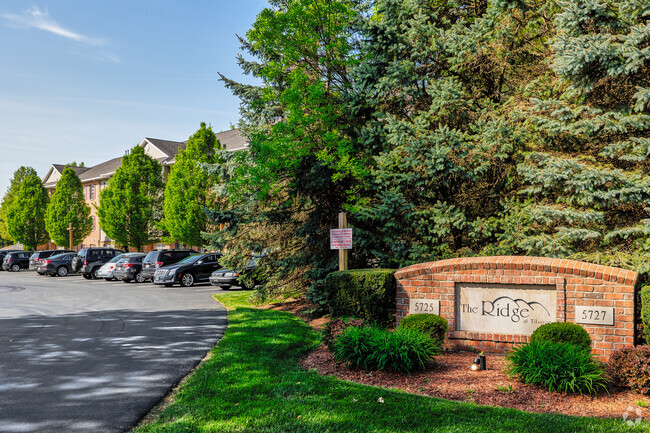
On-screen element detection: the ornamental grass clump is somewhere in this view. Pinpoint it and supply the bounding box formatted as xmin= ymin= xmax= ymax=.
xmin=506 ymin=340 xmax=607 ymax=395
xmin=332 ymin=325 xmax=439 ymax=373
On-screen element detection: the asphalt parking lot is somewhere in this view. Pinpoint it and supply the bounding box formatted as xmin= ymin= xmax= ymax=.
xmin=0 ymin=270 xmax=227 ymax=433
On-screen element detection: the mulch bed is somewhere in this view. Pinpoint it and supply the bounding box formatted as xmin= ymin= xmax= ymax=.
xmin=260 ymin=299 xmax=650 ymax=419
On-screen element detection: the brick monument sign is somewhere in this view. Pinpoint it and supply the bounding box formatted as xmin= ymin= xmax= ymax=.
xmin=395 ymin=256 xmax=637 ymax=361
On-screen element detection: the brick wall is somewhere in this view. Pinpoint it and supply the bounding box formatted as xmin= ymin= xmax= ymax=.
xmin=395 ymin=256 xmax=637 ymax=361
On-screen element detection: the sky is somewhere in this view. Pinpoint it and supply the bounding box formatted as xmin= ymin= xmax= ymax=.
xmin=0 ymin=0 xmax=268 ymax=195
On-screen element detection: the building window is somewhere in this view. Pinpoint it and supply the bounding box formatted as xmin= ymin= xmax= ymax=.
xmin=91 ymin=216 xmax=95 ymax=231
xmin=90 ymin=184 xmax=95 ymax=200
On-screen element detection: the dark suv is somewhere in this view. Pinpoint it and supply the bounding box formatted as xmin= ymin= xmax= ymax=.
xmin=2 ymin=251 xmax=34 ymax=272
xmin=30 ymin=250 xmax=74 ymax=273
xmin=72 ymin=247 xmax=125 ymax=279
xmin=0 ymin=250 xmax=22 ymax=271
xmin=141 ymin=249 xmax=197 ymax=281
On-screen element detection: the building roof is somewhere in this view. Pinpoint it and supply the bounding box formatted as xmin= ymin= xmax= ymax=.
xmin=44 ymin=128 xmax=249 ymax=186
xmin=78 ymin=156 xmax=124 ymax=183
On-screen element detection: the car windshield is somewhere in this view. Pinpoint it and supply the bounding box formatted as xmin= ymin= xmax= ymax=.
xmin=48 ymin=253 xmax=67 ymax=260
xmin=176 ymin=254 xmax=202 ymax=265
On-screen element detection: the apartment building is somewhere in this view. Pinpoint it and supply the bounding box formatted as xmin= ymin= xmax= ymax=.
xmin=41 ymin=129 xmax=247 ymax=250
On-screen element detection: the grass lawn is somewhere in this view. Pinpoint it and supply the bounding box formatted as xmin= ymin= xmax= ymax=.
xmin=131 ymin=292 xmax=649 ymax=432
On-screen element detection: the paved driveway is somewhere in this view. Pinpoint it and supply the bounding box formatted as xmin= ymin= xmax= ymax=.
xmin=0 ymin=270 xmax=227 ymax=433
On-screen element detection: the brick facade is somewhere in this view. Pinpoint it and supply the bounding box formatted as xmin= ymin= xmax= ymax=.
xmin=395 ymin=256 xmax=638 ymax=361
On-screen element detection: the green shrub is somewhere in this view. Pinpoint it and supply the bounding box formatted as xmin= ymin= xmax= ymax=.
xmin=506 ymin=340 xmax=607 ymax=395
xmin=323 ymin=269 xmax=396 ymax=325
xmin=641 ymin=286 xmax=650 ymax=344
xmin=609 ymin=346 xmax=650 ymax=395
xmin=332 ymin=325 xmax=439 ymax=373
xmin=529 ymin=322 xmax=591 ymax=350
xmin=322 ymin=317 xmax=367 ymax=344
xmin=399 ymin=314 xmax=449 ymax=345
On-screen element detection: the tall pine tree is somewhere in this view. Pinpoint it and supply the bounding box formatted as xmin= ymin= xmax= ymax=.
xmin=498 ymin=0 xmax=650 ymax=271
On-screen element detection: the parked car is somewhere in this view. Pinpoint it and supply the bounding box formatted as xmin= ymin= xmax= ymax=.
xmin=71 ymin=247 xmax=125 ymax=279
xmin=210 ymin=255 xmax=266 ymax=290
xmin=0 ymin=250 xmax=23 ymax=271
xmin=2 ymin=251 xmax=34 ymax=272
xmin=29 ymin=250 xmax=74 ymax=273
xmin=113 ymin=253 xmax=146 ymax=283
xmin=141 ymin=249 xmax=197 ymax=281
xmin=153 ymin=253 xmax=222 ymax=287
xmin=96 ymin=253 xmax=127 ymax=281
xmin=37 ymin=252 xmax=79 ymax=277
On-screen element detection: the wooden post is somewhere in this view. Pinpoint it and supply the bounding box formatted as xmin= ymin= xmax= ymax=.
xmin=67 ymin=223 xmax=74 ymax=250
xmin=338 ymin=212 xmax=348 ymax=271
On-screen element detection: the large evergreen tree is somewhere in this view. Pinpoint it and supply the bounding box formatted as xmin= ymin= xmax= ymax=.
xmin=0 ymin=166 xmax=38 ymax=243
xmin=45 ymin=166 xmax=92 ymax=247
xmin=163 ymin=122 xmax=218 ymax=247
xmin=6 ymin=174 xmax=49 ymax=250
xmin=494 ymin=0 xmax=650 ymax=271
xmin=210 ymin=0 xmax=370 ymax=297
xmin=97 ymin=146 xmax=164 ymax=250
xmin=352 ymin=0 xmax=555 ymax=267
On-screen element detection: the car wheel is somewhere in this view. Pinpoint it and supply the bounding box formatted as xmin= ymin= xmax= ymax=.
xmin=134 ymin=272 xmax=145 ymax=283
xmin=10 ymin=264 xmax=20 ymax=272
xmin=242 ymin=278 xmax=255 ymax=290
xmin=179 ymin=273 xmax=195 ymax=287
xmin=57 ymin=266 xmax=68 ymax=277
xmin=91 ymin=268 xmax=100 ymax=279
xmin=82 ymin=273 xmax=92 ymax=280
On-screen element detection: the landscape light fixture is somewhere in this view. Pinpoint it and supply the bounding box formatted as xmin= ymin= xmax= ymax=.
xmin=470 ymin=352 xmax=486 ymax=371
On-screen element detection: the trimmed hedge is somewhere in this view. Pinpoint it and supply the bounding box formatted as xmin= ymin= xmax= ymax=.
xmin=323 ymin=269 xmax=396 ymax=324
xmin=399 ymin=314 xmax=448 ymax=345
xmin=609 ymin=346 xmax=650 ymax=395
xmin=530 ymin=322 xmax=591 ymax=350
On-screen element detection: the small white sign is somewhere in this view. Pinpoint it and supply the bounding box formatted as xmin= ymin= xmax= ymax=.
xmin=575 ymin=306 xmax=615 ymax=326
xmin=409 ymin=299 xmax=440 ymax=315
xmin=330 ymin=229 xmax=353 ymax=250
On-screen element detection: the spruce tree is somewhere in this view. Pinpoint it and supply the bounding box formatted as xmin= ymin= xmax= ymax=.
xmin=97 ymin=146 xmax=164 ymax=251
xmin=45 ymin=166 xmax=92 ymax=247
xmin=163 ymin=122 xmax=218 ymax=247
xmin=6 ymin=174 xmax=49 ymax=250
xmin=352 ymin=0 xmax=555 ymax=267
xmin=500 ymin=0 xmax=650 ymax=270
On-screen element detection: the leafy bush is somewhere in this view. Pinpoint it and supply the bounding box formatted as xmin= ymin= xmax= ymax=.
xmin=332 ymin=325 xmax=439 ymax=373
xmin=322 ymin=317 xmax=367 ymax=345
xmin=609 ymin=346 xmax=650 ymax=395
xmin=530 ymin=322 xmax=591 ymax=350
xmin=641 ymin=286 xmax=650 ymax=344
xmin=506 ymin=340 xmax=607 ymax=395
xmin=323 ymin=269 xmax=396 ymax=325
xmin=399 ymin=314 xmax=449 ymax=345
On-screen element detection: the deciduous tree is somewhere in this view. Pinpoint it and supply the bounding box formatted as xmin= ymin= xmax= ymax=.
xmin=0 ymin=166 xmax=38 ymax=243
xmin=97 ymin=146 xmax=164 ymax=251
xmin=6 ymin=174 xmax=49 ymax=250
xmin=45 ymin=166 xmax=92 ymax=247
xmin=163 ymin=123 xmax=218 ymax=247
